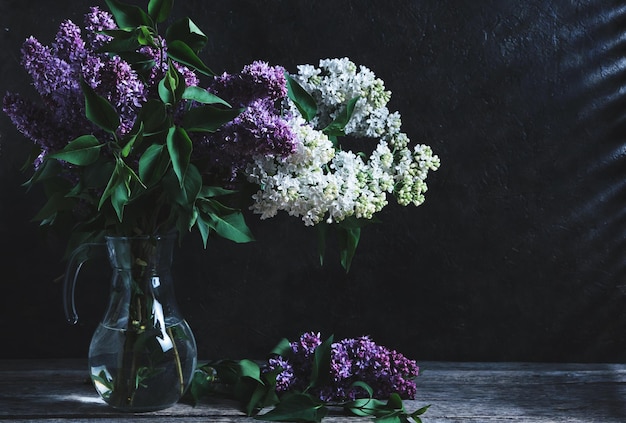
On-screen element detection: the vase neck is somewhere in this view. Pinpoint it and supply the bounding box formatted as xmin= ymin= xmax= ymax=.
xmin=105 ymin=235 xmax=175 ymax=271
xmin=100 ymin=234 xmax=182 ymax=330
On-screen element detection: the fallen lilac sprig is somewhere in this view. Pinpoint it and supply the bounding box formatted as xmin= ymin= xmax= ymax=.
xmin=189 ymin=333 xmax=430 ymax=422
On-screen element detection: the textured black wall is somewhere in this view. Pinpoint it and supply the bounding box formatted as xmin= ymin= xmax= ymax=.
xmin=1 ymin=0 xmax=626 ymax=362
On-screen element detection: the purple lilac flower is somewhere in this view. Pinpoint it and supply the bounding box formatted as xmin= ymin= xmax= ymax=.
xmin=266 ymin=332 xmax=420 ymax=403
xmin=2 ymin=94 xmax=67 ymax=168
xmin=292 ymin=331 xmax=323 ymax=356
xmin=327 ymin=336 xmax=418 ymax=401
xmin=268 ymin=356 xmax=295 ymax=392
xmin=53 ymin=20 xmax=86 ymax=64
xmin=83 ymin=6 xmax=116 ymax=49
xmin=210 ymin=61 xmax=288 ymax=107
xmin=195 ymin=99 xmax=296 ymax=184
xmin=3 ymin=6 xmax=152 ymax=163
xmin=95 ymin=55 xmax=147 ymax=135
xmin=196 ymin=61 xmax=296 ymax=184
xmin=21 ymin=37 xmax=77 ymax=99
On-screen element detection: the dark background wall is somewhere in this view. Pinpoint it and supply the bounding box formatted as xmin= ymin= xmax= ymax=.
xmin=1 ymin=0 xmax=626 ymax=363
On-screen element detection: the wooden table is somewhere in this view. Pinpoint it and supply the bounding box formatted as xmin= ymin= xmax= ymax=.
xmin=1 ymin=359 xmax=625 ymax=422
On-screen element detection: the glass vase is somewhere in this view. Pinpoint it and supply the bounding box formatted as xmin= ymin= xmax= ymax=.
xmin=64 ymin=234 xmax=197 ymax=412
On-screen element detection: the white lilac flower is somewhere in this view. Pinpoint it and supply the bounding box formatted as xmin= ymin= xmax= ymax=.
xmin=247 ymin=58 xmax=439 ymax=226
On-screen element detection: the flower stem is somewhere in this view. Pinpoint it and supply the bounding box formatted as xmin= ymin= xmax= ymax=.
xmin=167 ymin=326 xmax=185 ymax=395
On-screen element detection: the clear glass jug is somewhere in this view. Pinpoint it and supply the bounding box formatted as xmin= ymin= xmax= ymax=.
xmin=64 ymin=234 xmax=197 ymax=411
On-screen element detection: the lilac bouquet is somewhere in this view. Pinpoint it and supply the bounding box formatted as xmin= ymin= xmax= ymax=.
xmin=192 ymin=333 xmax=428 ymax=422
xmin=3 ymin=0 xmax=439 ymax=270
xmin=247 ymin=58 xmax=440 ymax=269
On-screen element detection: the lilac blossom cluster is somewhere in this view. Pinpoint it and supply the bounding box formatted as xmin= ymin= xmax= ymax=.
xmin=3 ymin=6 xmax=295 ymax=187
xmin=246 ymin=58 xmax=440 ymax=226
xmin=267 ymin=332 xmax=419 ymax=403
xmin=198 ymin=61 xmax=296 ymax=182
xmin=3 ymin=7 xmax=144 ymax=170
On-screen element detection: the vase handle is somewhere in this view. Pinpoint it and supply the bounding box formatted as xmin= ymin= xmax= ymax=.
xmin=63 ymin=242 xmax=105 ymax=325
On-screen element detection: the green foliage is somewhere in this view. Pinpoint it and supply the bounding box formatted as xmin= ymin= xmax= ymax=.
xmin=48 ymin=135 xmax=103 ymax=166
xmin=336 ymin=217 xmax=374 ymax=273
xmin=182 ymin=105 xmax=244 ymax=133
xmin=166 ymin=126 xmax=192 ymax=186
xmin=187 ymin=335 xmax=429 ymax=423
xmin=105 ymin=0 xmax=154 ymax=29
xmin=147 ymin=0 xmax=173 ymax=23
xmin=308 ymin=335 xmax=334 ymax=390
xmin=258 ymin=393 xmax=328 ymax=422
xmin=166 ymin=17 xmax=209 ymax=54
xmin=167 ymin=40 xmax=215 ymax=76
xmin=81 ymin=79 xmax=120 ymax=134
xmin=321 ymin=97 xmax=359 ymax=137
xmin=188 ymin=359 xmax=279 ymax=416
xmin=285 ymin=73 xmax=317 ymax=122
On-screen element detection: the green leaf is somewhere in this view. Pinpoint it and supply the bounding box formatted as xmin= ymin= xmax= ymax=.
xmin=209 ymin=210 xmax=255 ymax=244
xmin=188 ymin=368 xmax=212 ymax=405
xmin=285 ymin=73 xmax=317 ymax=122
xmin=118 ymin=51 xmax=156 ymax=76
xmin=23 ymin=158 xmax=63 ymax=187
xmin=238 ymin=359 xmax=263 ymax=384
xmin=199 ymin=186 xmax=237 ymax=198
xmin=182 ymin=86 xmax=232 ymax=107
xmin=351 ymin=381 xmax=374 ymax=398
xmin=138 ymin=144 xmax=169 ymax=187
xmin=246 ymin=384 xmax=269 ymax=417
xmin=121 ymin=159 xmax=146 ymax=190
xmin=148 ymin=0 xmax=173 ymax=23
xmin=166 ymin=17 xmax=208 ymax=53
xmin=167 ymin=40 xmax=215 ymax=76
xmin=196 ymin=212 xmax=212 ymax=247
xmin=158 ymin=61 xmax=186 ymax=105
xmin=256 ymin=393 xmax=327 ymax=423
xmin=345 ymin=397 xmax=387 ymax=417
xmin=337 ymin=224 xmax=361 ymax=273
xmin=83 ymin=159 xmax=115 ymax=189
xmin=98 ymin=159 xmax=128 ymax=215
xmin=316 ymin=223 xmax=328 ymax=267
xmin=309 ymin=334 xmax=334 ymax=389
xmin=199 ymin=200 xmax=255 ymax=243
xmin=121 ymin=122 xmax=143 ymax=157
xmin=384 ymin=393 xmax=405 ymax=412
xmin=173 ymin=208 xmax=195 ymax=239
xmin=322 ymin=96 xmax=359 ymax=136
xmin=177 ymin=163 xmax=202 ymax=208
xmin=48 ymin=135 xmax=103 ymax=166
xmin=111 ymin=178 xmax=130 ymax=221
xmin=32 ymin=191 xmax=74 ymax=223
xmin=183 ymin=105 xmax=244 ymax=132
xmin=139 ymin=99 xmax=169 ymax=134
xmin=136 ymin=25 xmax=156 ymax=47
xmin=104 ymin=0 xmax=153 ymax=29
xmin=81 ymin=80 xmax=120 ymax=134
xmin=158 ymin=78 xmax=173 ymax=105
xmin=269 ymin=338 xmax=292 ymax=357
xmin=166 ymin=126 xmax=192 ymax=187
xmin=410 ymin=405 xmax=431 ymax=418
xmin=98 ymin=28 xmax=142 ymax=53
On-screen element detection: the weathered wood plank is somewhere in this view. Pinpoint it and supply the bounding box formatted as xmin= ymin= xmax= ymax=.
xmin=1 ymin=360 xmax=625 ymax=422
